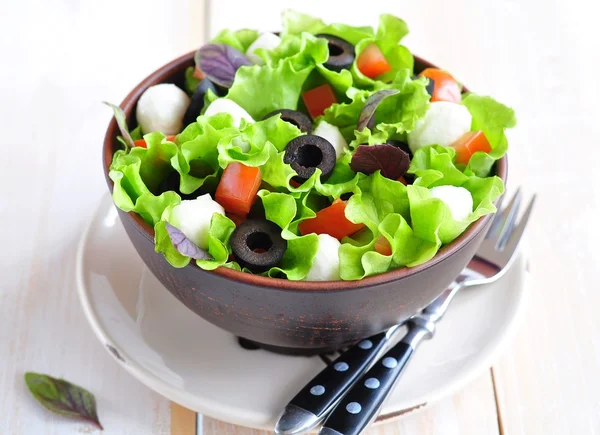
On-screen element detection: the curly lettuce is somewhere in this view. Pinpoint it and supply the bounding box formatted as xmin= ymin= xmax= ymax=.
xmin=108 ymin=11 xmax=516 ymax=281
xmin=155 ymin=209 xmax=236 ymax=269
xmin=461 ymin=94 xmax=516 ymax=177
xmin=109 ymin=132 xmax=181 ymax=225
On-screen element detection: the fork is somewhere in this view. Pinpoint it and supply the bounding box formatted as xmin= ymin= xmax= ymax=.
xmin=275 ymin=189 xmax=535 ymax=435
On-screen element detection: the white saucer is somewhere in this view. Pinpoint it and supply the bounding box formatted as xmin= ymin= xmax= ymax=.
xmin=76 ymin=194 xmax=528 ymax=430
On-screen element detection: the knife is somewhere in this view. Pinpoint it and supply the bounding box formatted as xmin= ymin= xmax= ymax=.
xmin=274 ymin=325 xmax=402 ymax=434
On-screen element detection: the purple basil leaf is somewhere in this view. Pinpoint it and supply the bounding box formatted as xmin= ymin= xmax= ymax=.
xmin=165 ymin=222 xmax=213 ymax=260
xmin=350 ymin=144 xmax=410 ymax=180
xmin=195 ymin=44 xmax=251 ymax=88
xmin=25 ymin=372 xmax=103 ymax=430
xmin=103 ymin=102 xmax=134 ymax=151
xmin=357 ymin=89 xmax=400 ymax=131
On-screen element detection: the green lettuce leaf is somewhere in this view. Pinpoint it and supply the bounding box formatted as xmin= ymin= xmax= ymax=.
xmin=211 ymin=28 xmax=260 ymax=52
xmin=461 ymin=94 xmax=516 ymax=177
xmin=314 ymin=153 xmax=361 ymax=199
xmin=184 ymin=67 xmax=201 ymax=94
xmin=409 ymin=145 xmax=469 ymax=187
xmin=172 ymin=113 xmax=239 ymax=194
xmin=351 ymin=14 xmax=413 ymax=87
xmin=227 ymin=61 xmax=314 ymax=120
xmin=109 ymin=132 xmax=181 ymax=225
xmin=155 ymin=208 xmax=236 ymax=269
xmin=282 ymin=10 xmax=374 ymax=45
xmin=322 ymin=71 xmax=429 ymax=148
xmin=226 ymin=33 xmax=327 ymax=120
xmin=337 ymin=171 xmax=412 ymax=280
xmin=345 ymin=171 xmax=410 ymax=232
xmin=257 ymin=190 xmax=319 ymax=280
xmin=408 ymin=176 xmax=504 ymax=245
xmin=321 ymin=89 xmax=369 ymax=141
xmin=216 ymin=114 xmax=302 ymax=168
xmin=258 ymin=32 xmax=328 ymax=70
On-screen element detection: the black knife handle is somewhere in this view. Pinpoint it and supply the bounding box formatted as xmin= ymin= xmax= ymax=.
xmin=288 ymin=331 xmax=392 ymax=419
xmin=319 ymin=340 xmax=415 ymax=435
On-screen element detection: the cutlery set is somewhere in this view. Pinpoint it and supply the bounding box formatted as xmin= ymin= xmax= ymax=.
xmin=275 ymin=190 xmax=535 ymax=435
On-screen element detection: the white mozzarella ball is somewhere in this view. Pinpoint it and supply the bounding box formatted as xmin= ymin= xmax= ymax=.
xmin=136 ymin=84 xmax=190 ymax=135
xmin=313 ymin=120 xmax=348 ymax=160
xmin=246 ymin=32 xmax=282 ymax=65
xmin=430 ymin=185 xmax=473 ymax=222
xmin=407 ymin=102 xmax=472 ymax=153
xmin=305 ymin=234 xmax=341 ymax=281
xmin=203 ymin=98 xmax=254 ymax=128
xmin=168 ymin=194 xmax=225 ymax=249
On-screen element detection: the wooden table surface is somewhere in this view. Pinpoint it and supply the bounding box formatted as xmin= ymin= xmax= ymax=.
xmin=1 ymin=0 xmax=599 ymax=434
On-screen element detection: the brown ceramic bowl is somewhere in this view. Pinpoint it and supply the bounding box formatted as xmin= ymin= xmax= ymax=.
xmin=103 ymin=51 xmax=507 ymax=354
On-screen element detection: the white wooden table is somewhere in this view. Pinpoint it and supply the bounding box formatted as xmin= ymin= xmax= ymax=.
xmin=1 ymin=0 xmax=599 ymax=434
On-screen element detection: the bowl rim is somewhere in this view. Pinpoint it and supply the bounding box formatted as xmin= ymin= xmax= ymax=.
xmin=103 ymin=49 xmax=508 ymax=292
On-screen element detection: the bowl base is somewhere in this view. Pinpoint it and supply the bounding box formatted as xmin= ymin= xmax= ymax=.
xmin=237 ymin=337 xmax=347 ymax=357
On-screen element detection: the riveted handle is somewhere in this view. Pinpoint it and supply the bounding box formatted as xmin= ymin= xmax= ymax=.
xmin=279 ymin=331 xmax=391 ymax=431
xmin=318 ymin=339 xmax=416 ymax=435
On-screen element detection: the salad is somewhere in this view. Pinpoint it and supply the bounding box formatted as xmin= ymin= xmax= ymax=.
xmin=107 ymin=11 xmax=515 ymax=281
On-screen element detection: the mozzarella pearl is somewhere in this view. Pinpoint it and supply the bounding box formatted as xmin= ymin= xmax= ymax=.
xmin=305 ymin=234 xmax=341 ymax=281
xmin=203 ymin=98 xmax=254 ymax=128
xmin=313 ymin=120 xmax=348 ymax=160
xmin=246 ymin=32 xmax=282 ymax=65
xmin=407 ymin=102 xmax=472 ymax=153
xmin=136 ymin=84 xmax=190 ymax=135
xmin=430 ymin=185 xmax=473 ymax=222
xmin=168 ymin=194 xmax=225 ymax=249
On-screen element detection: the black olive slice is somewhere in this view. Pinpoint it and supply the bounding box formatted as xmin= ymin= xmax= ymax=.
xmin=183 ymin=78 xmax=218 ymax=126
xmin=231 ymin=220 xmax=287 ymax=272
xmin=315 ymin=34 xmax=355 ymax=72
xmin=263 ymin=109 xmax=312 ymax=134
xmin=284 ymin=135 xmax=336 ymax=182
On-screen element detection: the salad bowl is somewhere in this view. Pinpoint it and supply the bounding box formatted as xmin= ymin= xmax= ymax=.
xmin=102 ymin=51 xmax=507 ymax=354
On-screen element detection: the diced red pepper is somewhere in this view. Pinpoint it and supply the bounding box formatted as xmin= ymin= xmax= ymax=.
xmin=302 ymin=84 xmax=337 ymax=119
xmin=418 ymin=68 xmax=461 ymax=103
xmin=299 ymin=199 xmax=365 ymax=241
xmin=215 ymin=162 xmax=262 ymax=215
xmin=451 ymin=131 xmax=492 ymax=165
xmin=374 ymin=235 xmax=392 ymax=256
xmin=357 ymin=43 xmax=392 ymax=79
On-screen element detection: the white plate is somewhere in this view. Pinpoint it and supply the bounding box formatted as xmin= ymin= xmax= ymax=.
xmin=76 ymin=194 xmax=528 ymax=430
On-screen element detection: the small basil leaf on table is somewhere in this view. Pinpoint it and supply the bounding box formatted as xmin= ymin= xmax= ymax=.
xmin=350 ymin=144 xmax=410 ymax=180
xmin=195 ymin=43 xmax=251 ymax=88
xmin=357 ymin=89 xmax=400 ymax=131
xmin=24 ymin=372 xmax=103 ymax=430
xmin=165 ymin=222 xmax=213 ymax=260
xmin=103 ymin=102 xmax=134 ymax=151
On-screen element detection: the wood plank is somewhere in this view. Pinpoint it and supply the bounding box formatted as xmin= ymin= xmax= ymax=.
xmin=201 ymin=372 xmax=499 ymax=434
xmin=469 ymin=0 xmax=600 ymax=434
xmin=0 ymin=0 xmax=206 ymax=434
xmin=171 ymin=403 xmax=197 ymax=435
